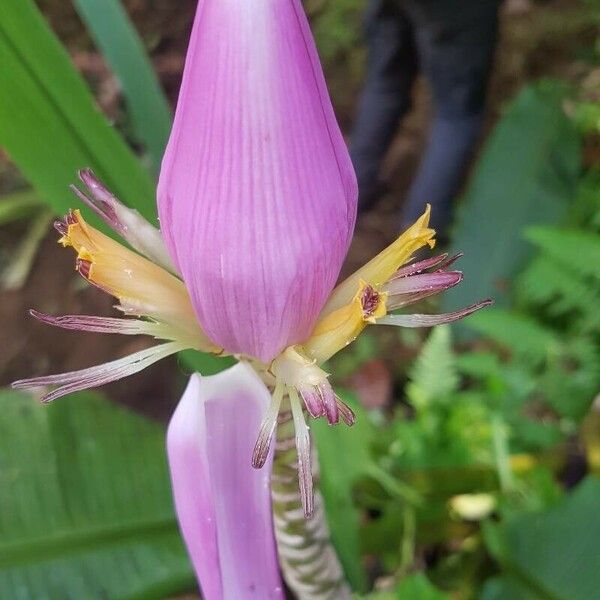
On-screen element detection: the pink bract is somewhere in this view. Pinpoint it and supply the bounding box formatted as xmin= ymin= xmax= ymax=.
xmin=158 ymin=0 xmax=357 ymax=362
xmin=167 ymin=364 xmax=284 ymax=599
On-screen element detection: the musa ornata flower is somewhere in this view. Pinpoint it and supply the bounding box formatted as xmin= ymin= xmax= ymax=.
xmin=13 ymin=2 xmax=491 ymax=594
xmin=13 ymin=173 xmax=489 ymax=515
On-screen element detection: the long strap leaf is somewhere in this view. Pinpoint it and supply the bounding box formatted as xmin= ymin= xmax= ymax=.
xmin=0 ymin=0 xmax=157 ymax=229
xmin=72 ymin=0 xmax=173 ymax=176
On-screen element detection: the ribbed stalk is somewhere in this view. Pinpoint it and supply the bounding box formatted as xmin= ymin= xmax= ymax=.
xmin=271 ymin=396 xmax=351 ymax=599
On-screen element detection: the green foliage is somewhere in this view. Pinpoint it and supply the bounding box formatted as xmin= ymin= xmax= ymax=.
xmin=566 ymin=169 xmax=600 ymax=230
xmin=394 ymin=574 xmax=450 ymax=599
xmin=406 ymin=326 xmax=458 ymax=409
xmin=72 ymin=0 xmax=173 ymax=175
xmin=481 ymin=477 xmax=600 ymax=600
xmin=391 ymin=327 xmax=495 ymax=470
xmin=466 ymin=309 xmax=558 ymax=366
xmin=352 ymin=196 xmax=599 ymax=592
xmin=313 ymin=391 xmax=373 ymax=592
xmin=368 ymin=574 xmax=450 ymax=599
xmin=443 ymin=81 xmax=581 ymax=314
xmin=0 ymin=0 xmax=157 ymax=229
xmin=516 ymin=255 xmax=600 ymax=329
xmin=308 ymin=0 xmax=364 ymax=63
xmin=571 ymin=101 xmax=600 ymax=134
xmin=526 ymin=226 xmax=600 ymax=280
xmin=0 ymin=389 xmax=193 ymax=599
xmin=0 ymin=190 xmax=43 ymax=225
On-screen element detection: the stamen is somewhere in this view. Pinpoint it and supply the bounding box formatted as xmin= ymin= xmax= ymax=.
xmin=289 ymin=387 xmax=314 ymax=518
xmin=386 ymin=290 xmax=443 ymax=310
xmin=384 ymin=272 xmax=463 ymax=310
xmin=437 ymin=252 xmax=464 ymax=271
xmin=75 ymin=169 xmax=123 ymax=231
xmin=384 ymin=272 xmax=463 ymax=297
xmin=54 ymin=219 xmax=68 ymax=236
xmin=72 ymin=170 xmax=177 ymax=274
xmin=252 ymin=382 xmax=284 ymax=469
xmin=360 ymin=285 xmax=381 ymax=318
xmin=318 ymin=382 xmax=339 ymax=425
xmin=65 ymin=210 xmax=79 ymax=226
xmin=335 ymin=396 xmax=356 ymax=426
xmin=299 ymin=388 xmax=325 ymax=418
xmin=55 ymin=210 xmax=80 ymax=242
xmin=391 ymin=253 xmax=449 ymax=279
xmin=76 ymin=258 xmax=92 ymax=279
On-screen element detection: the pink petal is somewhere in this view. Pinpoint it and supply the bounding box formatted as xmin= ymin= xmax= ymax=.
xmin=167 ymin=364 xmax=284 ymax=599
xmin=377 ymin=299 xmax=494 ymax=328
xmin=73 ymin=170 xmax=176 ymax=273
xmin=158 ymin=0 xmax=357 ymax=362
xmin=12 ymin=342 xmax=183 ymax=403
xmin=29 ymin=310 xmax=159 ymax=336
xmin=391 ymin=253 xmax=450 ymax=279
xmin=384 ymin=272 xmax=464 ymax=310
xmin=318 ymin=381 xmax=339 ymax=425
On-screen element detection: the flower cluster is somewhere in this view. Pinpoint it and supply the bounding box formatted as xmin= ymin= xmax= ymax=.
xmin=12 ymin=1 xmax=491 ymax=596
xmin=14 ymin=173 xmax=490 ymax=514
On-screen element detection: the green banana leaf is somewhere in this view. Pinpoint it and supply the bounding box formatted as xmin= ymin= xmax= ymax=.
xmin=0 ymin=388 xmax=195 ymax=600
xmin=481 ymin=477 xmax=600 ymax=600
xmin=443 ymin=80 xmax=581 ymax=317
xmin=312 ymin=391 xmax=373 ymax=593
xmin=72 ymin=0 xmax=172 ymax=175
xmin=0 ymin=0 xmax=157 ymax=228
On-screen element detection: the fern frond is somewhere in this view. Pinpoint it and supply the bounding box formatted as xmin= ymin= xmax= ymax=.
xmin=456 ymin=351 xmax=503 ymax=380
xmin=516 ymin=256 xmax=600 ymax=331
xmin=569 ymin=169 xmax=600 ymax=231
xmin=541 ymin=337 xmax=600 ymax=421
xmin=406 ymin=326 xmax=458 ymax=409
xmin=525 ymin=226 xmax=600 ymax=280
xmin=465 ymin=309 xmax=558 ymax=365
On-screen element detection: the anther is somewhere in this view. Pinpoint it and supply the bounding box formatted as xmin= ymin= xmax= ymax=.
xmin=360 ymin=285 xmax=381 ymax=317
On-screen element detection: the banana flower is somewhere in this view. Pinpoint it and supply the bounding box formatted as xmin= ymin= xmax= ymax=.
xmin=13 ymin=0 xmax=491 ymax=595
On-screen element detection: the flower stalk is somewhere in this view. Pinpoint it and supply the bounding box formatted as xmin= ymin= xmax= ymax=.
xmin=271 ymin=395 xmax=351 ymax=599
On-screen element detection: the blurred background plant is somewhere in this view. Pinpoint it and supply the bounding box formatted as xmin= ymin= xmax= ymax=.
xmin=0 ymin=0 xmax=598 ymax=598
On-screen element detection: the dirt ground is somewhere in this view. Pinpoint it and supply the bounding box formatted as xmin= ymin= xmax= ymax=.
xmin=0 ymin=0 xmax=595 ymax=420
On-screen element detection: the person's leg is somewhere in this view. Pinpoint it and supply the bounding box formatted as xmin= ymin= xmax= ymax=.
xmin=350 ymin=0 xmax=418 ymax=209
xmin=401 ymin=0 xmax=501 ymax=239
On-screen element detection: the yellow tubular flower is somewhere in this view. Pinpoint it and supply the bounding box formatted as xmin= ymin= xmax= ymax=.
xmin=57 ymin=209 xmax=219 ymax=353
xmin=318 ymin=204 xmax=435 ymax=318
xmin=302 ymin=206 xmax=433 ymax=363
xmin=304 ymin=281 xmax=387 ymax=364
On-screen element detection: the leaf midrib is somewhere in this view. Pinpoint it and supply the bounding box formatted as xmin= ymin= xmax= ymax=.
xmin=0 ymin=514 xmax=180 ymax=568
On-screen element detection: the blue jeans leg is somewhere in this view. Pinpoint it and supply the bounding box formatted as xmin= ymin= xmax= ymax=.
xmin=402 ymin=113 xmax=484 ymax=238
xmin=350 ymin=0 xmax=418 ymax=207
